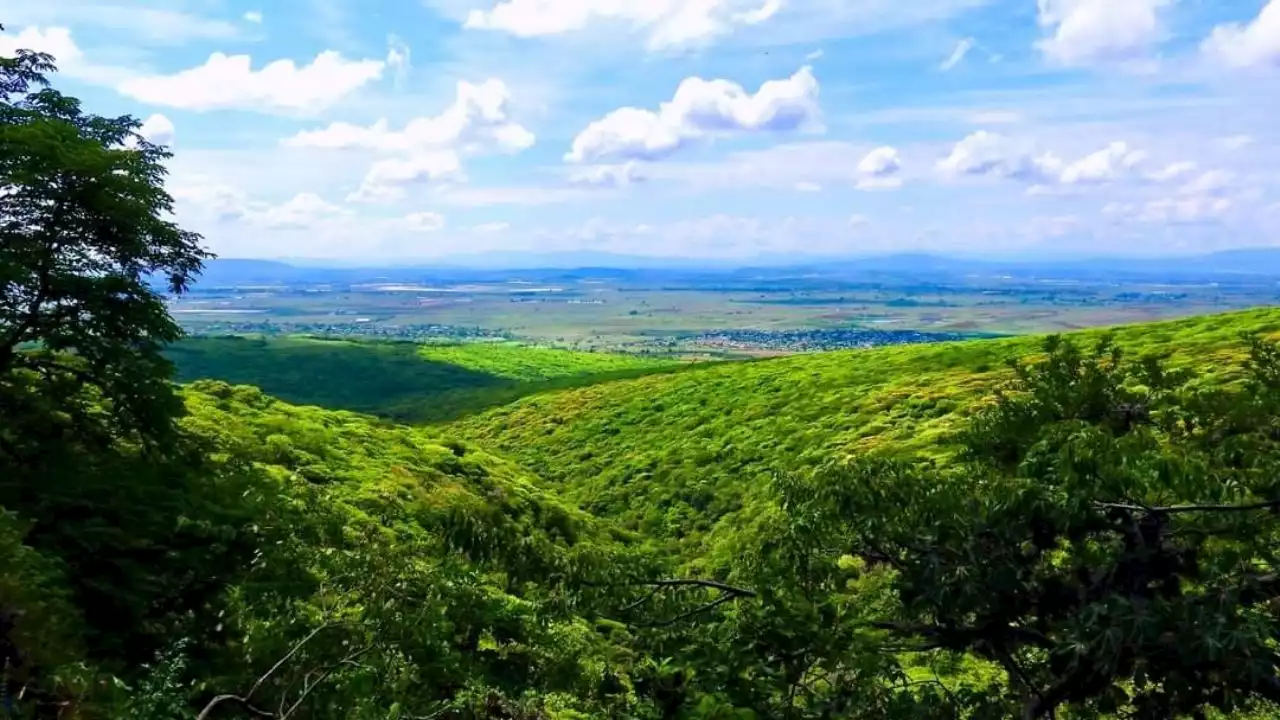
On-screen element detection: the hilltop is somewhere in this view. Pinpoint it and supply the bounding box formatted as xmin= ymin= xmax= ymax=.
xmin=447 ymin=307 xmax=1280 ymax=561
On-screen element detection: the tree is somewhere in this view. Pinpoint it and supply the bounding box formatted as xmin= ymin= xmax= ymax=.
xmin=0 ymin=31 xmax=227 ymax=686
xmin=0 ymin=28 xmax=210 ymax=451
xmin=771 ymin=336 xmax=1280 ymax=718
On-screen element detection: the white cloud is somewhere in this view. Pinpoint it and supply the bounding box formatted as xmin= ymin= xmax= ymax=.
xmin=0 ymin=25 xmax=82 ymax=65
xmin=940 ymin=37 xmax=975 ymax=71
xmin=1036 ymin=0 xmax=1169 ymax=65
xmin=568 ymin=162 xmax=646 ymax=188
xmin=1140 ymin=196 xmax=1233 ymax=224
xmin=471 ymin=222 xmax=511 ymax=232
xmin=0 ymin=25 xmax=132 ymax=85
xmin=794 ymin=181 xmax=822 ymax=192
xmin=1203 ymin=0 xmax=1280 ymax=69
xmin=397 ymin=211 xmax=446 ymax=232
xmin=849 ymin=214 xmax=870 ymax=226
xmin=857 ymin=146 xmax=901 ymax=176
xmin=138 ymin=113 xmax=175 ymax=145
xmin=1147 ymin=161 xmax=1197 ymax=182
xmin=347 ymin=153 xmax=463 ymax=204
xmin=284 ymin=79 xmax=534 ymax=154
xmin=1059 ymin=141 xmax=1146 ymax=185
xmin=243 ymin=10 xmax=264 ymax=24
xmin=937 ymin=131 xmax=1063 ymax=183
xmin=118 ymin=50 xmax=385 ymax=114
xmin=566 ymin=65 xmax=820 ymax=163
xmin=248 ymin=193 xmax=351 ymax=230
xmin=806 ymin=48 xmax=824 ymax=61
xmin=463 ymin=0 xmax=787 ymax=51
xmin=1179 ymin=169 xmax=1235 ymax=196
xmin=856 ymin=145 xmax=903 ymax=190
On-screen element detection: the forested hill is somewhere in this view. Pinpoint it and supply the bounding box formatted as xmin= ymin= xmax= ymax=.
xmin=448 ymin=307 xmax=1280 ymax=560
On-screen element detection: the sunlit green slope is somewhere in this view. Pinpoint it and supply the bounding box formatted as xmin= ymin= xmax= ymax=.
xmin=448 ymin=307 xmax=1280 ymax=559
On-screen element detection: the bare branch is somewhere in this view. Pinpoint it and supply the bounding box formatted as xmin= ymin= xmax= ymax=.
xmin=597 ymin=578 xmax=759 ymax=597
xmin=194 ymin=694 xmax=275 ymax=719
xmin=1094 ymin=499 xmax=1280 ymax=515
xmin=638 ymin=592 xmax=745 ymax=629
xmin=196 ymin=623 xmax=344 ymax=720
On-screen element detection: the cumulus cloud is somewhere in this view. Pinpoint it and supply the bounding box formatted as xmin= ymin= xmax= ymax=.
xmin=568 ymin=162 xmax=646 ymax=188
xmin=1036 ymin=0 xmax=1169 ymax=65
xmin=285 ymin=79 xmax=534 ymax=154
xmin=1059 ymin=141 xmax=1146 ymax=185
xmin=1147 ymin=161 xmax=1197 ymax=183
xmin=566 ymin=65 xmax=820 ymax=163
xmin=118 ymin=50 xmax=385 ymax=113
xmin=0 ymin=25 xmax=124 ymax=85
xmin=247 ymin=193 xmax=351 ymax=230
xmin=936 ymin=133 xmax=1214 ymax=194
xmin=347 ymin=153 xmax=463 ymax=204
xmin=1179 ymin=169 xmax=1235 ymax=196
xmin=463 ymin=0 xmax=785 ymax=51
xmin=0 ymin=25 xmax=80 ymax=63
xmin=138 ymin=113 xmax=175 ymax=145
xmin=1203 ymin=0 xmax=1280 ymax=69
xmin=937 ymin=131 xmax=1064 ymax=183
xmin=940 ymin=37 xmax=975 ymax=71
xmin=856 ymin=146 xmax=903 ymax=190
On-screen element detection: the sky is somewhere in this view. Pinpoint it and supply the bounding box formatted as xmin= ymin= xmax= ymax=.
xmin=1 ymin=0 xmax=1279 ymax=262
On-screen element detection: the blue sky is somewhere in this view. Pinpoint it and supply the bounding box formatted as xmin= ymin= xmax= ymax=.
xmin=2 ymin=0 xmax=1278 ymax=261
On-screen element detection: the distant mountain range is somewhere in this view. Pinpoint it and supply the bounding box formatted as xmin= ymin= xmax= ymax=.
xmin=187 ymin=248 xmax=1280 ymax=288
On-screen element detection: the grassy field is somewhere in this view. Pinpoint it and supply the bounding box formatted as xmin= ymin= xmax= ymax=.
xmin=167 ymin=335 xmax=684 ymax=423
xmin=446 ymin=307 xmax=1280 ymax=563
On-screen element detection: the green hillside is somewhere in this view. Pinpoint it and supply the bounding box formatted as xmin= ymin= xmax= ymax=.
xmin=166 ymin=335 xmax=682 ymax=423
xmin=450 ymin=308 xmax=1280 ymax=560
xmin=2 ymin=376 xmax=681 ymax=717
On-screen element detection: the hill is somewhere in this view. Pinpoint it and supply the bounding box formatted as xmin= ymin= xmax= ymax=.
xmin=448 ymin=307 xmax=1280 ymax=562
xmin=166 ymin=335 xmax=683 ymax=423
xmin=3 ymin=376 xmax=685 ymax=717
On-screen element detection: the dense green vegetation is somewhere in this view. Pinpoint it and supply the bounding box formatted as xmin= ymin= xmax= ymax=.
xmin=167 ymin=335 xmax=683 ymax=423
xmin=450 ymin=308 xmax=1280 ymax=559
xmin=11 ymin=38 xmax=1280 ymax=720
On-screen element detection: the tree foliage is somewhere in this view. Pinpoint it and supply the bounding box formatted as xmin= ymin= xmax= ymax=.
xmin=0 ymin=33 xmax=209 ymax=450
xmin=759 ymin=335 xmax=1280 ymax=718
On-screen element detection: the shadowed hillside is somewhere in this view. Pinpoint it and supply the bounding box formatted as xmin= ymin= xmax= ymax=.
xmin=166 ymin=335 xmax=685 ymax=422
